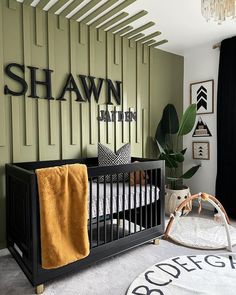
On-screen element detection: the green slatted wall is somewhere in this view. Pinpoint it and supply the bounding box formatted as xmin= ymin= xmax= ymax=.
xmin=0 ymin=0 xmax=183 ymax=248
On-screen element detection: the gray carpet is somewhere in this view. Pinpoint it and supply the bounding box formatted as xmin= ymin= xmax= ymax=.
xmin=1 ymin=214 xmax=236 ymax=295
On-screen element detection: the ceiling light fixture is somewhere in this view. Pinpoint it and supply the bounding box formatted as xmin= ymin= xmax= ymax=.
xmin=201 ymin=0 xmax=236 ymax=24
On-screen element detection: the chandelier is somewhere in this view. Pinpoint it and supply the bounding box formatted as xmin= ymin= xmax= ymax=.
xmin=201 ymin=0 xmax=236 ymax=24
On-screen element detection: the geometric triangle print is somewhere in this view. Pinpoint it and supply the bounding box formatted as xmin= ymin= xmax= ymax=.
xmin=192 ymin=116 xmax=212 ymax=137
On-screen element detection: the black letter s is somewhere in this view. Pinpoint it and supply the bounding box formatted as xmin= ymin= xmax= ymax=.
xmin=4 ymin=63 xmax=28 ymax=96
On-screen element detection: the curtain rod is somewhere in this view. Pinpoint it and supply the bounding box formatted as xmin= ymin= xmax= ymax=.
xmin=213 ymin=42 xmax=221 ymax=49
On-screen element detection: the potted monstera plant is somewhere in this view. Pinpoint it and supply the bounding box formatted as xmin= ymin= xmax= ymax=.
xmin=155 ymin=103 xmax=200 ymax=215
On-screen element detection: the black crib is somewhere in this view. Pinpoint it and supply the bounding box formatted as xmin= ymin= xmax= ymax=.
xmin=6 ymin=157 xmax=165 ymax=293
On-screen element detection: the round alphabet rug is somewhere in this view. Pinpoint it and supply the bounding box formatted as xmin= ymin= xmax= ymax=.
xmin=127 ymin=253 xmax=236 ymax=295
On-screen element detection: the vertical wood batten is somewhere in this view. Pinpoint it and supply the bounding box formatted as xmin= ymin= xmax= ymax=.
xmin=114 ymin=106 xmax=122 ymax=150
xmin=58 ymin=15 xmax=65 ymax=31
xmin=37 ymin=99 xmax=46 ymax=160
xmin=142 ymin=108 xmax=147 ymax=157
xmin=137 ymin=42 xmax=149 ymax=156
xmin=98 ymin=104 xmax=106 ymax=143
xmin=0 ymin=2 xmax=6 ymax=146
xmin=89 ymin=26 xmax=96 ymax=145
xmin=142 ymin=44 xmax=148 ymax=64
xmin=79 ymin=22 xmax=86 ymax=44
xmin=97 ymin=28 xmax=103 ymax=43
xmin=11 ymin=96 xmax=21 ymax=161
xmin=22 ymin=3 xmax=33 ymax=146
xmin=80 ymin=103 xmax=89 ymax=156
xmin=106 ymin=105 xmax=113 ymax=144
xmin=122 ymin=37 xmax=127 ymax=143
xmin=106 ymin=31 xmax=121 ymax=150
xmin=69 ymin=20 xmax=79 ymax=145
xmin=129 ymin=107 xmax=135 ymax=145
xmin=123 ymin=36 xmax=137 ymax=149
xmin=114 ymin=34 xmax=120 ymax=65
xmin=78 ymin=23 xmax=89 ymax=157
xmin=89 ymin=25 xmax=106 ymax=146
xmin=47 ymin=12 xmax=56 ymax=145
xmin=8 ymin=0 xmax=17 ymax=10
xmin=148 ymin=46 xmax=151 ymax=158
xmin=35 ymin=7 xmax=43 ymax=47
xmin=136 ymin=43 xmax=140 ymax=144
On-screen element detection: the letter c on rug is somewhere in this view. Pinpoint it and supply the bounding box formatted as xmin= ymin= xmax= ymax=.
xmin=132 ymin=285 xmax=164 ymax=295
xmin=145 ymin=270 xmax=172 ymax=287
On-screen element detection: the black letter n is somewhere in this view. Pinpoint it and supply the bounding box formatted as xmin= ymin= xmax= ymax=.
xmin=107 ymin=79 xmax=122 ymax=105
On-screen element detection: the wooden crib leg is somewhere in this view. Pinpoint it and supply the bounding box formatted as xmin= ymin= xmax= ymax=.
xmin=35 ymin=284 xmax=45 ymax=294
xmin=153 ymin=238 xmax=160 ymax=245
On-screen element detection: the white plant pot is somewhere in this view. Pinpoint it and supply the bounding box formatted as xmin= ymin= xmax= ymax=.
xmin=165 ymin=186 xmax=191 ymax=216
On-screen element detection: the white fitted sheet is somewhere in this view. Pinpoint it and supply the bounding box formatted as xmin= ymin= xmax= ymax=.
xmin=88 ymin=182 xmax=159 ymax=217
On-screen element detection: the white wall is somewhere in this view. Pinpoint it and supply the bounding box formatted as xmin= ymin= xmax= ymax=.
xmin=183 ymin=43 xmax=220 ymax=207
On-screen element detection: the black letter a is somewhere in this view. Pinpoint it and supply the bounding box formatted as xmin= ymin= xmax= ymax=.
xmin=58 ymin=74 xmax=84 ymax=101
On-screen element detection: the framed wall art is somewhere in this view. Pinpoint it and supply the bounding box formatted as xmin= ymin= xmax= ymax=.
xmin=192 ymin=117 xmax=212 ymax=137
xmin=192 ymin=141 xmax=210 ymax=160
xmin=190 ymin=79 xmax=214 ymax=114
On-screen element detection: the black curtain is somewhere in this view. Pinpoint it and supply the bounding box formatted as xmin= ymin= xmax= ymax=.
xmin=216 ymin=36 xmax=236 ymax=218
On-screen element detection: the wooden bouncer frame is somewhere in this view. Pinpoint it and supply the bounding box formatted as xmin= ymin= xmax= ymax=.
xmin=164 ymin=192 xmax=233 ymax=252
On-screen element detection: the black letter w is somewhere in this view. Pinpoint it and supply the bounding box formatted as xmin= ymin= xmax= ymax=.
xmin=79 ymin=75 xmax=104 ymax=103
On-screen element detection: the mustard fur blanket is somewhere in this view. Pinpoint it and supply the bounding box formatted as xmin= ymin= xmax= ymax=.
xmin=36 ymin=164 xmax=90 ymax=269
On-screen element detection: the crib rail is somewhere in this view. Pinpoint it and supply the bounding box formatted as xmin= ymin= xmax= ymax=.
xmin=87 ymin=161 xmax=164 ymax=249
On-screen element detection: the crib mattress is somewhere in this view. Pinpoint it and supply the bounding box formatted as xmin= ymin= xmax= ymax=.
xmin=88 ymin=182 xmax=159 ymax=217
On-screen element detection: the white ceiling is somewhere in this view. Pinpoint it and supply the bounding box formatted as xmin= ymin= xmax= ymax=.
xmin=124 ymin=0 xmax=236 ymax=55
xmin=20 ymin=0 xmax=236 ymax=55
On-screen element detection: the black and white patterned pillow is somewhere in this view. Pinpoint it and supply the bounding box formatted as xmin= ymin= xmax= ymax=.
xmin=98 ymin=143 xmax=131 ymax=182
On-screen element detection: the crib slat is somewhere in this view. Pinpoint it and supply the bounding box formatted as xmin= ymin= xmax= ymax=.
xmin=134 ymin=171 xmax=137 ymax=233
xmin=110 ymin=176 xmax=113 ymax=242
xmin=139 ymin=170 xmax=142 ymax=231
xmin=116 ymin=174 xmax=119 ymax=240
xmin=150 ymin=170 xmax=153 ymax=228
xmin=89 ymin=178 xmax=93 ymax=247
xmin=155 ymin=169 xmax=158 ymax=226
xmin=104 ymin=176 xmax=107 ymax=244
xmin=123 ymin=173 xmax=125 ymax=237
xmin=128 ymin=172 xmax=131 ymax=235
xmin=97 ymin=177 xmax=100 ymax=246
xmin=145 ymin=170 xmax=147 ymax=229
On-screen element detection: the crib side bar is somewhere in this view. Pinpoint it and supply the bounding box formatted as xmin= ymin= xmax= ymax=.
xmin=103 ymin=177 xmax=107 ymax=244
xmin=134 ymin=172 xmax=137 ymax=233
xmin=149 ymin=170 xmax=153 ymax=228
xmin=122 ymin=173 xmax=125 ymax=237
xmin=89 ymin=178 xmax=93 ymax=247
xmin=97 ymin=177 xmax=100 ymax=247
xmin=139 ymin=171 xmax=142 ymax=231
xmin=116 ymin=174 xmax=120 ymax=240
xmin=145 ymin=170 xmax=148 ymax=228
xmin=128 ymin=173 xmax=131 ymax=235
xmin=110 ymin=177 xmax=113 ymax=242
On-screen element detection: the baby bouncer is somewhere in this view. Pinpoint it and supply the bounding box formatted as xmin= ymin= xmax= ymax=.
xmin=164 ymin=192 xmax=236 ymax=251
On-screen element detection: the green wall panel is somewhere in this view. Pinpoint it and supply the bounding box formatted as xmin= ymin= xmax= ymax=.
xmin=47 ymin=13 xmax=57 ymax=145
xmin=106 ymin=32 xmax=122 ymax=151
xmin=149 ymin=48 xmax=184 ymax=158
xmin=0 ymin=2 xmax=6 ymax=147
xmin=136 ymin=43 xmax=150 ymax=157
xmin=0 ymin=0 xmax=183 ymax=247
xmin=77 ymin=23 xmax=89 ymax=157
